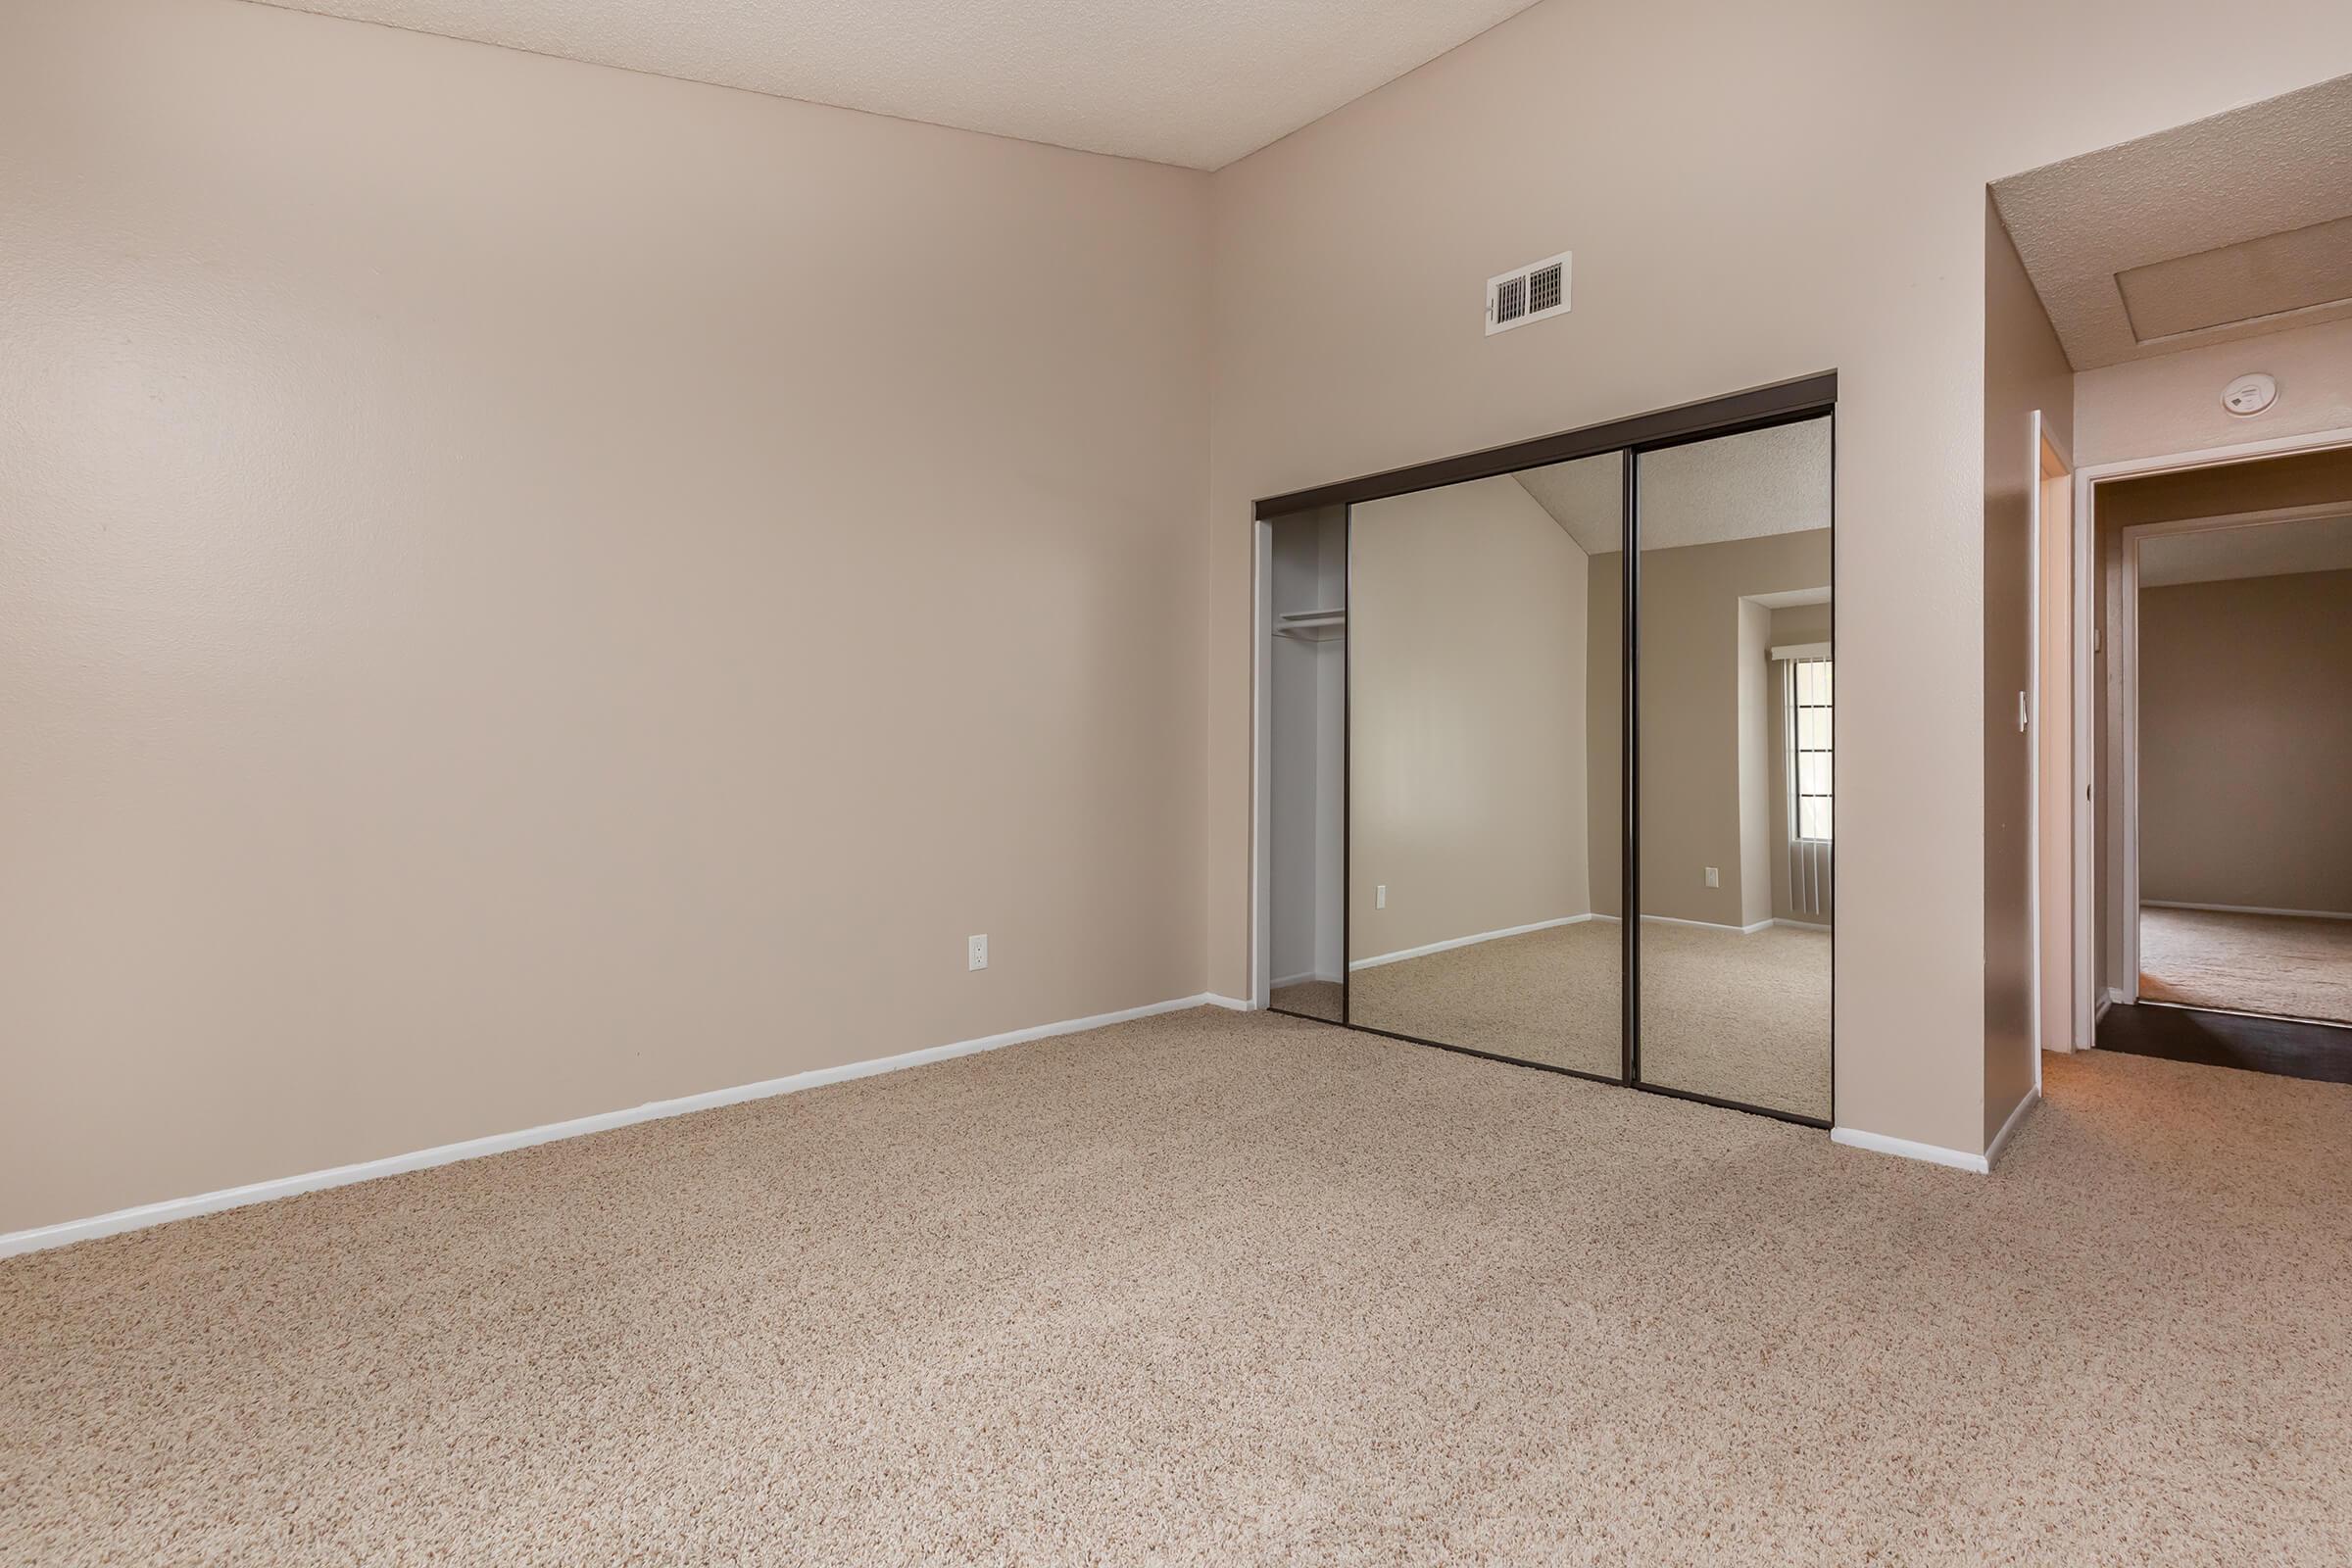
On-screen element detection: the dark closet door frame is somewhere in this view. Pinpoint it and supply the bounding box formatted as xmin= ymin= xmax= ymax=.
xmin=1256 ymin=370 xmax=1837 ymax=1130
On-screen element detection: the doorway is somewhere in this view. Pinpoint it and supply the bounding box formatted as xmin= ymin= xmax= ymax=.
xmin=2082 ymin=439 xmax=2352 ymax=1079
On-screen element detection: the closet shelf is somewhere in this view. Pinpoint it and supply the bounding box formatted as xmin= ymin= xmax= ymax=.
xmin=1274 ymin=608 xmax=1347 ymax=642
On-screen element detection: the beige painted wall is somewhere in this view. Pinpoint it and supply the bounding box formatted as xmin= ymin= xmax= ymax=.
xmin=1587 ymin=556 xmax=1626 ymax=916
xmin=1348 ymin=477 xmax=1590 ymax=958
xmin=2139 ymin=568 xmax=2352 ymax=916
xmin=1586 ymin=531 xmax=1832 ymax=926
xmin=1206 ymin=0 xmax=2352 ymax=1156
xmin=0 ymin=0 xmax=1211 ymax=1234
xmin=1982 ymin=200 xmax=2074 ymax=1145
xmin=2076 ymin=318 xmax=2352 ymax=469
xmin=1643 ymin=532 xmax=1834 ymax=927
xmin=1738 ymin=599 xmax=1775 ymax=929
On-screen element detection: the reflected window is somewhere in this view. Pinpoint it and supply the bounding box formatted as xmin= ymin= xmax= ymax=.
xmin=1790 ymin=657 xmax=1833 ymax=843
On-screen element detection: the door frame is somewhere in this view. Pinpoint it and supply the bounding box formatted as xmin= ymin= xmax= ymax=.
xmin=2118 ymin=498 xmax=2352 ymax=1002
xmin=2029 ymin=414 xmax=2071 ymax=1073
xmin=2074 ymin=421 xmax=2352 ymax=1031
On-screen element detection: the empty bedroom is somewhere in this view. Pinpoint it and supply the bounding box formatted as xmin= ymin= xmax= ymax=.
xmin=6 ymin=0 xmax=2352 ymax=1562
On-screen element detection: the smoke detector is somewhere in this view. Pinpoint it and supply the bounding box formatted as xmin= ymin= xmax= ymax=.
xmin=2222 ymin=372 xmax=2277 ymax=417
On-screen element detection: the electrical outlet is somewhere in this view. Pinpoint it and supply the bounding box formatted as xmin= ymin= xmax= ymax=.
xmin=967 ymin=934 xmax=988 ymax=971
xmin=1376 ymin=884 xmax=1388 ymax=909
xmin=1704 ymin=867 xmax=1720 ymax=888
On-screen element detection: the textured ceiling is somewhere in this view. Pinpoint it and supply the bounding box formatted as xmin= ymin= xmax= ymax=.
xmin=1991 ymin=74 xmax=2352 ymax=370
xmin=246 ymin=0 xmax=1544 ymax=169
xmin=2140 ymin=513 xmax=2352 ymax=586
xmin=1512 ymin=418 xmax=1833 ymax=556
xmin=1512 ymin=453 xmax=1622 ymax=555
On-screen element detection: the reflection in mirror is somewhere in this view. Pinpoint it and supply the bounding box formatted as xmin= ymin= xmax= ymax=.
xmin=1347 ymin=457 xmax=1621 ymax=1075
xmin=1635 ymin=417 xmax=1833 ymax=1118
xmin=1268 ymin=506 xmax=1347 ymax=1021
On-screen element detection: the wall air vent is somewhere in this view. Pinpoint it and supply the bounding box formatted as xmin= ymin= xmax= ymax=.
xmin=1487 ymin=251 xmax=1571 ymax=335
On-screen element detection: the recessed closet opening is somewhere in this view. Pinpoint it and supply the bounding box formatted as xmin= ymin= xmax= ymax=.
xmin=1251 ymin=374 xmax=1837 ymax=1126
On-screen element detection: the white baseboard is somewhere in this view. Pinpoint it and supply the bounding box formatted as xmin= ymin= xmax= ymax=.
xmin=1201 ymin=994 xmax=1254 ymax=1010
xmin=1773 ymin=917 xmax=1832 ymax=932
xmin=1350 ymin=911 xmax=1806 ymax=967
xmin=1349 ymin=914 xmax=1595 ymax=971
xmin=1641 ymin=912 xmax=1777 ymax=935
xmin=2143 ymin=900 xmax=2352 ymax=921
xmin=2138 ymin=997 xmax=2351 ymax=1032
xmin=1270 ymin=970 xmax=1341 ymax=989
xmin=0 ymin=992 xmax=1233 ymax=1259
xmin=1830 ymin=1126 xmax=1988 ymax=1175
xmin=1984 ymin=1086 xmax=2039 ymax=1170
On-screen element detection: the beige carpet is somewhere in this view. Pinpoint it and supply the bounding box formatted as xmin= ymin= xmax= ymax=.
xmin=1268 ymin=977 xmax=1342 ymax=1020
xmin=2140 ymin=905 xmax=2352 ymax=1025
xmin=8 ymin=1008 xmax=2351 ymax=1565
xmin=1289 ymin=920 xmax=1829 ymax=1118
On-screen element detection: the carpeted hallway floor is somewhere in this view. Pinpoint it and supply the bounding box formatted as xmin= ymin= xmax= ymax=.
xmin=2140 ymin=905 xmax=2352 ymax=1025
xmin=6 ymin=1006 xmax=2349 ymax=1565
xmin=1276 ymin=919 xmax=1831 ymax=1118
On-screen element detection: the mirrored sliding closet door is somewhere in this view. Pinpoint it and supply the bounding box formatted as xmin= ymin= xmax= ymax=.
xmin=1346 ymin=456 xmax=1622 ymax=1078
xmin=1633 ymin=418 xmax=1834 ymax=1119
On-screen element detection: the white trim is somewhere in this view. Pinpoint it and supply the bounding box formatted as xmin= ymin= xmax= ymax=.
xmin=1769 ymin=641 xmax=1832 ymax=662
xmin=2095 ymin=991 xmax=2114 ymax=1023
xmin=0 ymin=994 xmax=1233 ymax=1259
xmin=2143 ymin=899 xmax=2352 ymax=921
xmin=1270 ymin=970 xmax=1343 ymax=988
xmin=2028 ymin=411 xmax=2046 ymax=1068
xmin=2073 ymin=441 xmax=2098 ymax=1054
xmin=1773 ymin=917 xmax=1832 ymax=932
xmin=1346 ymin=908 xmax=1800 ymax=970
xmin=1201 ymin=993 xmax=1254 ymax=1010
xmin=1984 ymin=1085 xmax=2039 ymax=1171
xmin=1830 ymin=1126 xmax=1987 ymax=1175
xmin=2076 ymin=424 xmax=2352 ymax=1050
xmin=1250 ymin=517 xmax=1272 ymax=1010
xmin=1348 ymin=914 xmax=1594 ymax=971
xmin=2138 ymin=997 xmax=2351 ymax=1031
xmin=1639 ymin=912 xmax=1776 ymax=935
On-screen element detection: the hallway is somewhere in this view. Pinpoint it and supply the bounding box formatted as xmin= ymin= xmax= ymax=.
xmin=2139 ymin=905 xmax=2352 ymax=1026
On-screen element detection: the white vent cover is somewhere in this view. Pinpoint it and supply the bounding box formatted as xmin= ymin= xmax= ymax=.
xmin=1487 ymin=251 xmax=1572 ymax=335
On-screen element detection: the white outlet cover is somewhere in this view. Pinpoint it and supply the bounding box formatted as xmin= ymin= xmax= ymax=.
xmin=2222 ymin=372 xmax=2277 ymax=416
xmin=1376 ymin=884 xmax=1388 ymax=909
xmin=967 ymin=934 xmax=988 ymax=971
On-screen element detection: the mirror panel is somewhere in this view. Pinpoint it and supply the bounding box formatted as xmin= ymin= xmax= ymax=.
xmin=1346 ymin=457 xmax=1622 ymax=1076
xmin=1634 ymin=418 xmax=1834 ymax=1118
xmin=1267 ymin=505 xmax=1348 ymax=1022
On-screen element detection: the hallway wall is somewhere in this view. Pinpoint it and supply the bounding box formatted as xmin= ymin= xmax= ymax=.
xmin=2139 ymin=567 xmax=2352 ymax=918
